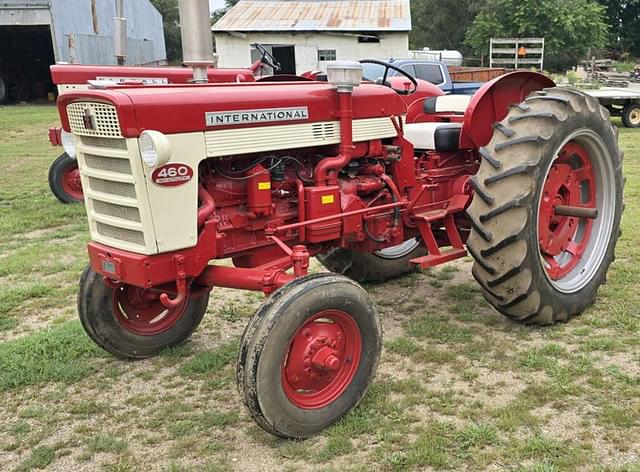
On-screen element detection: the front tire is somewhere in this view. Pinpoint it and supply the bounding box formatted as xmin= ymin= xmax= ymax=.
xmin=466 ymin=87 xmax=623 ymax=325
xmin=317 ymin=239 xmax=426 ymax=283
xmin=48 ymin=153 xmax=84 ymax=203
xmin=78 ymin=266 xmax=210 ymax=358
xmin=237 ymin=273 xmax=382 ymax=438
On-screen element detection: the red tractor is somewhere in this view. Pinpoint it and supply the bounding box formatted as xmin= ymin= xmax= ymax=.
xmin=55 ymin=57 xmax=623 ymax=438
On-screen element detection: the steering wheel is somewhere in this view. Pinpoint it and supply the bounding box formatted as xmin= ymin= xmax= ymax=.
xmin=253 ymin=43 xmax=281 ymax=72
xmin=359 ymin=59 xmax=418 ymax=95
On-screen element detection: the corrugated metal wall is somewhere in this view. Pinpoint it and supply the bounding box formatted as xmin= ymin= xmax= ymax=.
xmin=0 ymin=0 xmax=166 ymax=65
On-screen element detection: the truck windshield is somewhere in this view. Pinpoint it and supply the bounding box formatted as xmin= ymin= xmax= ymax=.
xmin=361 ymin=63 xmax=387 ymax=82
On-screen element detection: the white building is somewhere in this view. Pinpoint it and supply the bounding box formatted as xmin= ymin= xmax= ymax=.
xmin=212 ymin=0 xmax=410 ymax=75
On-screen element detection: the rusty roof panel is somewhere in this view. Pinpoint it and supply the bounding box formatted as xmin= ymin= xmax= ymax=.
xmin=212 ymin=0 xmax=411 ymax=32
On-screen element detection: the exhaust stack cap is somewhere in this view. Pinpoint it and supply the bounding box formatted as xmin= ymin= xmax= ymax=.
xmin=327 ymin=61 xmax=363 ymax=92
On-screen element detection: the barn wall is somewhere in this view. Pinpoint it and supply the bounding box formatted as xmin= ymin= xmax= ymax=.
xmin=214 ymin=32 xmax=409 ymax=73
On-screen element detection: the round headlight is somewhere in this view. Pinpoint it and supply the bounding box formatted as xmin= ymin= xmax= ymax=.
xmin=139 ymin=130 xmax=171 ymax=168
xmin=61 ymin=129 xmax=76 ymax=158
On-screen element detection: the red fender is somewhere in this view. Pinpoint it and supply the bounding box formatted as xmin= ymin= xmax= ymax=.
xmin=459 ymin=71 xmax=555 ymax=149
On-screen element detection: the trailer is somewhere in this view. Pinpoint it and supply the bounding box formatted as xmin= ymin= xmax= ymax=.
xmin=584 ymin=88 xmax=640 ymax=128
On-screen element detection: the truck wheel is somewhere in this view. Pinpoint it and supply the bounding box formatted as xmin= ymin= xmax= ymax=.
xmin=466 ymin=87 xmax=623 ymax=325
xmin=48 ymin=153 xmax=84 ymax=203
xmin=317 ymin=239 xmax=426 ymax=283
xmin=78 ymin=266 xmax=210 ymax=359
xmin=237 ymin=273 xmax=381 ymax=438
xmin=0 ymin=76 xmax=7 ymax=104
xmin=622 ymin=103 xmax=640 ymax=128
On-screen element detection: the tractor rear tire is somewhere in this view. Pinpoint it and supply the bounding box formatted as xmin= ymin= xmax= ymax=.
xmin=466 ymin=87 xmax=623 ymax=325
xmin=317 ymin=239 xmax=426 ymax=283
xmin=78 ymin=266 xmax=210 ymax=359
xmin=237 ymin=273 xmax=381 ymax=438
xmin=622 ymin=103 xmax=640 ymax=128
xmin=48 ymin=153 xmax=84 ymax=203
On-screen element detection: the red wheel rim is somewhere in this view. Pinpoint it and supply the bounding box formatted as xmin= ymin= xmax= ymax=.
xmin=281 ymin=310 xmax=362 ymax=409
xmin=538 ymin=141 xmax=596 ymax=280
xmin=61 ymin=165 xmax=84 ymax=201
xmin=112 ymin=285 xmax=186 ymax=336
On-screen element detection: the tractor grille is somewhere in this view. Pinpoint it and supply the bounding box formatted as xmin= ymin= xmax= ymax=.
xmin=77 ymin=134 xmax=154 ymax=254
xmin=67 ymin=102 xmax=122 ymax=138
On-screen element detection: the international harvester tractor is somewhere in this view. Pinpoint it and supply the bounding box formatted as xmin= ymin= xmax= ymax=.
xmin=55 ymin=1 xmax=623 ymax=439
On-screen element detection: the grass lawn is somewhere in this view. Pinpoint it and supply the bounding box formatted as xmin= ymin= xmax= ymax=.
xmin=0 ymin=104 xmax=638 ymax=471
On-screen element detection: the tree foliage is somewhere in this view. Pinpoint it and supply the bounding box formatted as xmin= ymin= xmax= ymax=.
xmin=596 ymin=0 xmax=640 ymax=56
xmin=211 ymin=0 xmax=240 ymax=24
xmin=150 ymin=0 xmax=182 ymax=63
xmin=464 ymin=0 xmax=608 ymax=69
xmin=409 ymin=0 xmax=485 ymax=52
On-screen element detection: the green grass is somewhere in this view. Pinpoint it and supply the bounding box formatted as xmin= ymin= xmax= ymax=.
xmin=0 ymin=109 xmax=640 ymax=470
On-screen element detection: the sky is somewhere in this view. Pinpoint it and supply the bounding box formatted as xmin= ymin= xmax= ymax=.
xmin=209 ymin=0 xmax=226 ymax=12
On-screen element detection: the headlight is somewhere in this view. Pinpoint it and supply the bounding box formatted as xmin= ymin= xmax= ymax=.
xmin=139 ymin=130 xmax=171 ymax=168
xmin=61 ymin=130 xmax=76 ymax=158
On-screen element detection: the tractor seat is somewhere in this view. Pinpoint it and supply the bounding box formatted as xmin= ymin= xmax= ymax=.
xmin=423 ymin=94 xmax=472 ymax=114
xmin=404 ymin=122 xmax=462 ymax=152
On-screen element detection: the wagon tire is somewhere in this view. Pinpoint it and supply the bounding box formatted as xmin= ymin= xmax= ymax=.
xmin=621 ymin=103 xmax=640 ymax=128
xmin=48 ymin=153 xmax=84 ymax=203
xmin=78 ymin=266 xmax=210 ymax=359
xmin=237 ymin=273 xmax=381 ymax=439
xmin=466 ymin=87 xmax=623 ymax=325
xmin=317 ymin=239 xmax=426 ymax=283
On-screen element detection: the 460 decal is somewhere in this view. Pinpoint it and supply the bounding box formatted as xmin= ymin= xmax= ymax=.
xmin=151 ymin=163 xmax=193 ymax=187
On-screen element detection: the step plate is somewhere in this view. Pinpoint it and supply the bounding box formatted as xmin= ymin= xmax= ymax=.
xmin=410 ymin=248 xmax=468 ymax=269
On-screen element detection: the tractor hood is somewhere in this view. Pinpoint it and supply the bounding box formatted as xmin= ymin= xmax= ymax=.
xmin=57 ymin=82 xmax=407 ymax=138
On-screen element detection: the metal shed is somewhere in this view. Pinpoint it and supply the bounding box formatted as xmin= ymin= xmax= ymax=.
xmin=0 ymin=0 xmax=166 ymax=102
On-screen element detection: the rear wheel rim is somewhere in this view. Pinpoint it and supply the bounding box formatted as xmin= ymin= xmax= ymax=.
xmin=113 ymin=285 xmax=187 ymax=336
xmin=282 ymin=310 xmax=362 ymax=409
xmin=537 ymin=130 xmax=615 ymax=293
xmin=61 ymin=165 xmax=83 ymax=201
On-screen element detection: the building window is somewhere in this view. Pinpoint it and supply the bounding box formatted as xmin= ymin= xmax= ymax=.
xmin=318 ymin=49 xmax=337 ymax=61
xmin=358 ymin=35 xmax=380 ymax=43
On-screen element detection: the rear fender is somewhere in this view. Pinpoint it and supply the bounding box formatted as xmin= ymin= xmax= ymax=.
xmin=459 ymin=71 xmax=555 ymax=149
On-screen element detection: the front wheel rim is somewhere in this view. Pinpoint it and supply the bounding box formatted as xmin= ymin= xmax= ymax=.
xmin=61 ymin=165 xmax=83 ymax=200
xmin=537 ymin=130 xmax=616 ymax=293
xmin=629 ymin=108 xmax=640 ymax=126
xmin=113 ymin=285 xmax=187 ymax=336
xmin=281 ymin=310 xmax=362 ymax=409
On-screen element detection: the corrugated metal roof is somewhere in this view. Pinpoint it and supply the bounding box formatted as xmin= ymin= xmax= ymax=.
xmin=212 ymin=0 xmax=411 ymax=32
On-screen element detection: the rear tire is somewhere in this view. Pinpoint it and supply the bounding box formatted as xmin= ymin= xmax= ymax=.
xmin=237 ymin=273 xmax=381 ymax=438
xmin=317 ymin=239 xmax=426 ymax=283
xmin=78 ymin=266 xmax=209 ymax=359
xmin=0 ymin=76 xmax=7 ymax=104
xmin=622 ymin=103 xmax=640 ymax=128
xmin=48 ymin=153 xmax=84 ymax=203
xmin=466 ymin=87 xmax=623 ymax=325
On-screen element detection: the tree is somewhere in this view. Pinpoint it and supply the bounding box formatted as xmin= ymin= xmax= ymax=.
xmin=596 ymin=0 xmax=640 ymax=56
xmin=150 ymin=0 xmax=182 ymax=63
xmin=410 ymin=0 xmax=486 ymax=55
xmin=211 ymin=0 xmax=239 ymax=24
xmin=465 ymin=0 xmax=609 ymax=69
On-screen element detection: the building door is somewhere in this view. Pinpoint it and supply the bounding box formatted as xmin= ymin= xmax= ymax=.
xmin=251 ymin=44 xmax=296 ymax=75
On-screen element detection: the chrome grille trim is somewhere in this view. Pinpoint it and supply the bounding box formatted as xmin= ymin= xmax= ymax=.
xmin=67 ymin=102 xmax=122 ymax=138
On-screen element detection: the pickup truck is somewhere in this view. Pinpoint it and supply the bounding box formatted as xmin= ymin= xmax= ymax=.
xmin=361 ymin=59 xmax=504 ymax=95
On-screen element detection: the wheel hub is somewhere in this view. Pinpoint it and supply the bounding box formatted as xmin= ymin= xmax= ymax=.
xmin=62 ymin=166 xmax=84 ymax=200
xmin=282 ymin=310 xmax=361 ymax=409
xmin=538 ymin=141 xmax=595 ymax=280
xmin=113 ymin=284 xmax=187 ymax=336
xmin=630 ymin=109 xmax=640 ymax=126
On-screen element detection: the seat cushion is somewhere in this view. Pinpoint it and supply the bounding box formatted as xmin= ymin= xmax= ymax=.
xmin=423 ymin=94 xmax=472 ymax=114
xmin=404 ymin=122 xmax=462 ymax=151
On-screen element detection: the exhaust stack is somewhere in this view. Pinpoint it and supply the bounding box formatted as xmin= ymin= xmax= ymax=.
xmin=114 ymin=0 xmax=127 ymax=65
xmin=178 ymin=0 xmax=214 ymax=83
